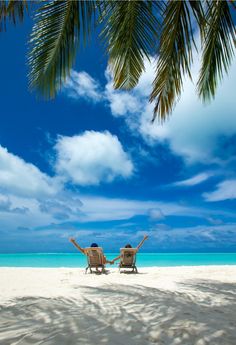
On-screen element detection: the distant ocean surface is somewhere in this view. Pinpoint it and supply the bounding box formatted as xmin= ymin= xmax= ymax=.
xmin=0 ymin=253 xmax=236 ymax=267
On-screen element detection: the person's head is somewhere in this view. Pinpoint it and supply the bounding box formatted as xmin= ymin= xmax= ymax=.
xmin=125 ymin=244 xmax=132 ymax=248
xmin=90 ymin=243 xmax=98 ymax=248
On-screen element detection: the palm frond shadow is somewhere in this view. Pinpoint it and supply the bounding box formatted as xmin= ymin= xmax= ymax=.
xmin=0 ymin=280 xmax=235 ymax=344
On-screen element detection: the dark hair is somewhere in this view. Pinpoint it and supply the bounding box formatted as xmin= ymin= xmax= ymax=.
xmin=90 ymin=243 xmax=98 ymax=247
xmin=125 ymin=244 xmax=132 ymax=248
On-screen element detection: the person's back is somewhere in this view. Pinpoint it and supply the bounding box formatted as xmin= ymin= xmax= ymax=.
xmin=84 ymin=246 xmax=106 ymax=273
xmin=69 ymin=238 xmax=112 ymax=272
xmin=111 ymin=235 xmax=148 ymax=264
xmin=120 ymin=248 xmax=137 ymax=265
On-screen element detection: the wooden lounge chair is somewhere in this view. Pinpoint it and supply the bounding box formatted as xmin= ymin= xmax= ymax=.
xmin=85 ymin=247 xmax=106 ymax=274
xmin=119 ymin=248 xmax=138 ymax=273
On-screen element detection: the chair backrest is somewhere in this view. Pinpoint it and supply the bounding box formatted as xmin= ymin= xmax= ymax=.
xmin=85 ymin=247 xmax=104 ymax=267
xmin=120 ymin=248 xmax=137 ymax=266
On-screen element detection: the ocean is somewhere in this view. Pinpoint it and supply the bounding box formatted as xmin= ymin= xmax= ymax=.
xmin=0 ymin=253 xmax=236 ymax=267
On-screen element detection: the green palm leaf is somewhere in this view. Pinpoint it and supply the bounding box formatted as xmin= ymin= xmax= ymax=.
xmin=150 ymin=0 xmax=197 ymax=122
xmin=28 ymin=0 xmax=96 ymax=99
xmin=197 ymin=0 xmax=236 ymax=102
xmin=100 ymin=0 xmax=162 ymax=90
xmin=0 ymin=0 xmax=29 ymax=30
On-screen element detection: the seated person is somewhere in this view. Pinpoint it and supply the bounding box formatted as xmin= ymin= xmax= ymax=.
xmin=69 ymin=238 xmax=112 ymax=265
xmin=111 ymin=235 xmax=148 ymax=263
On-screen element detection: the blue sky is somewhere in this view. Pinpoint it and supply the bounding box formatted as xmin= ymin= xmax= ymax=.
xmin=0 ymin=16 xmax=236 ymax=253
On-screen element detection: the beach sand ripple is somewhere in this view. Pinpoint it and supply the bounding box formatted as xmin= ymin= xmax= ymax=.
xmin=0 ymin=266 xmax=236 ymax=345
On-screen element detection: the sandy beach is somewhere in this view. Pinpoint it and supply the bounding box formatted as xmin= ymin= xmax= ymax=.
xmin=0 ymin=266 xmax=236 ymax=345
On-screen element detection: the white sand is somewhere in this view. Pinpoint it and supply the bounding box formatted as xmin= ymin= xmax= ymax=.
xmin=0 ymin=266 xmax=236 ymax=345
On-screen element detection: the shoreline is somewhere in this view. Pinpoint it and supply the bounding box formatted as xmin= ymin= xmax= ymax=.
xmin=1 ymin=266 xmax=236 ymax=344
xmin=0 ymin=263 xmax=236 ymax=269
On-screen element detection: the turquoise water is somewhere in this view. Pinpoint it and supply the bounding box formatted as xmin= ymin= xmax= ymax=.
xmin=0 ymin=253 xmax=236 ymax=267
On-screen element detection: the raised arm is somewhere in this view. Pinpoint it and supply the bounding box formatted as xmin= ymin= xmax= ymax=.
xmin=69 ymin=238 xmax=85 ymax=254
xmin=136 ymin=235 xmax=148 ymax=252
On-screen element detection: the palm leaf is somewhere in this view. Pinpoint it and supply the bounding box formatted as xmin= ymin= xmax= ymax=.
xmin=188 ymin=0 xmax=206 ymax=41
xmin=150 ymin=0 xmax=197 ymax=122
xmin=197 ymin=0 xmax=236 ymax=102
xmin=0 ymin=0 xmax=29 ymax=30
xmin=28 ymin=0 xmax=96 ymax=99
xmin=100 ymin=0 xmax=162 ymax=90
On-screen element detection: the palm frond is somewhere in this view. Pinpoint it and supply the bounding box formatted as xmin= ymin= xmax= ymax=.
xmin=0 ymin=0 xmax=29 ymax=30
xmin=100 ymin=0 xmax=162 ymax=90
xmin=150 ymin=1 xmax=197 ymax=122
xmin=188 ymin=0 xmax=205 ymax=41
xmin=197 ymin=0 xmax=236 ymax=102
xmin=28 ymin=0 xmax=96 ymax=99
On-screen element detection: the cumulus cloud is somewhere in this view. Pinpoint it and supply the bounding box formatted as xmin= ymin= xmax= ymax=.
xmin=112 ymin=55 xmax=236 ymax=164
xmin=203 ymin=179 xmax=236 ymax=202
xmin=104 ymin=69 xmax=142 ymax=117
xmin=65 ymin=53 xmax=236 ymax=166
xmin=172 ymin=172 xmax=213 ymax=187
xmin=64 ymin=70 xmax=102 ymax=103
xmin=140 ymin=59 xmax=236 ymax=164
xmin=54 ymin=130 xmax=133 ymax=185
xmin=0 ymin=145 xmax=59 ymax=198
xmin=0 ymin=194 xmax=28 ymax=214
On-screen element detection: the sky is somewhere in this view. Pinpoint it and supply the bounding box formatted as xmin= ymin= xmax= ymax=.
xmin=0 ymin=13 xmax=236 ymax=253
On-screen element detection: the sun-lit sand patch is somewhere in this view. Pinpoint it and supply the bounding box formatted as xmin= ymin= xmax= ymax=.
xmin=0 ymin=266 xmax=236 ymax=345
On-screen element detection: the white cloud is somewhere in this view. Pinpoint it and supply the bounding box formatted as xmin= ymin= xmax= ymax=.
xmin=38 ymin=197 xmax=83 ymax=220
xmin=0 ymin=145 xmax=83 ymax=231
xmin=0 ymin=145 xmax=59 ymax=198
xmin=63 ymin=52 xmax=236 ymax=166
xmin=103 ymin=53 xmax=236 ymax=165
xmin=0 ymin=194 xmax=57 ymax=231
xmin=54 ymin=131 xmax=133 ymax=185
xmin=105 ymin=69 xmax=142 ymax=117
xmin=64 ymin=58 xmax=154 ymax=117
xmin=136 ymin=57 xmax=236 ymax=164
xmin=0 ymin=194 xmax=28 ymax=214
xmin=104 ymin=58 xmax=155 ymax=117
xmin=204 ymin=179 xmax=236 ymax=202
xmin=173 ymin=172 xmax=212 ymax=187
xmin=64 ymin=70 xmax=102 ymax=103
xmin=78 ymin=195 xmax=226 ymax=222
xmin=136 ymin=223 xmax=236 ymax=250
xmin=148 ymin=208 xmax=165 ymax=220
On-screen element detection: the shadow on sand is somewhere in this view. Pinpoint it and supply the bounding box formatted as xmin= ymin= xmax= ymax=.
xmin=0 ymin=280 xmax=235 ymax=345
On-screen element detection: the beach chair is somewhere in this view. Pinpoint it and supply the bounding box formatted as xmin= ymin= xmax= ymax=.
xmin=85 ymin=247 xmax=105 ymax=274
xmin=119 ymin=248 xmax=138 ymax=273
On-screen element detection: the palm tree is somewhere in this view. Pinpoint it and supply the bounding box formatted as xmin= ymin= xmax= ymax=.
xmin=1 ymin=0 xmax=236 ymax=122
